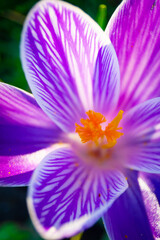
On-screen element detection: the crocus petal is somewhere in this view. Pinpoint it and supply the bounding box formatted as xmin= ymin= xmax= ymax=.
xmin=21 ymin=0 xmax=112 ymax=132
xmin=121 ymin=98 xmax=160 ymax=173
xmin=106 ymin=0 xmax=160 ymax=111
xmin=27 ymin=147 xmax=127 ymax=239
xmin=103 ymin=170 xmax=154 ymax=240
xmin=141 ymin=173 xmax=160 ymax=203
xmin=93 ymin=45 xmax=120 ymax=115
xmin=0 ymin=83 xmax=62 ymax=181
xmin=138 ymin=176 xmax=160 ymax=239
xmin=0 ymin=171 xmax=33 ymax=187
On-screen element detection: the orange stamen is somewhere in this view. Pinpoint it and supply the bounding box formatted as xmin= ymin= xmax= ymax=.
xmin=104 ymin=110 xmax=124 ymax=147
xmin=75 ymin=110 xmax=124 ymax=148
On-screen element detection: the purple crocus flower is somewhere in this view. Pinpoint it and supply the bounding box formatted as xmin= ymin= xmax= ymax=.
xmin=0 ymin=0 xmax=160 ymax=239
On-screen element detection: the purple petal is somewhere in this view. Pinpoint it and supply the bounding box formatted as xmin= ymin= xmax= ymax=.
xmin=106 ymin=0 xmax=160 ymax=111
xmin=21 ymin=0 xmax=111 ymax=132
xmin=138 ymin=175 xmax=160 ymax=239
xmin=122 ymin=98 xmax=160 ymax=173
xmin=0 ymin=171 xmax=33 ymax=187
xmin=0 ymin=83 xmax=62 ymax=180
xmin=93 ymin=45 xmax=120 ymax=115
xmin=27 ymin=147 xmax=127 ymax=239
xmin=103 ymin=170 xmax=154 ymax=240
xmin=141 ymin=173 xmax=160 ymax=204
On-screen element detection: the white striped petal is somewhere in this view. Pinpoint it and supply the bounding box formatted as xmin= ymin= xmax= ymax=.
xmin=27 ymin=147 xmax=127 ymax=239
xmin=121 ymin=98 xmax=160 ymax=173
xmin=106 ymin=0 xmax=160 ymax=111
xmin=21 ymin=0 xmax=111 ymax=132
xmin=93 ymin=45 xmax=120 ymax=115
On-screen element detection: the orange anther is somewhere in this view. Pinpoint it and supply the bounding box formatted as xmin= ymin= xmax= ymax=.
xmin=104 ymin=110 xmax=124 ymax=147
xmin=75 ymin=110 xmax=124 ymax=148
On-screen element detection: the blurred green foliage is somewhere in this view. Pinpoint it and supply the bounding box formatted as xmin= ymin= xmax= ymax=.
xmin=0 ymin=220 xmax=109 ymax=240
xmin=0 ymin=0 xmax=121 ymax=239
xmin=0 ymin=222 xmax=42 ymax=240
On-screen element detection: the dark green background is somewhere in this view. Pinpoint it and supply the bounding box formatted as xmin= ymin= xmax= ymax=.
xmin=0 ymin=0 xmax=121 ymax=239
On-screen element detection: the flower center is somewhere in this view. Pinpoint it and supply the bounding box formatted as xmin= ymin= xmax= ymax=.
xmin=75 ymin=110 xmax=124 ymax=148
